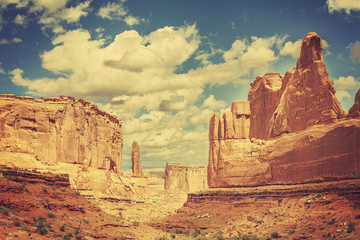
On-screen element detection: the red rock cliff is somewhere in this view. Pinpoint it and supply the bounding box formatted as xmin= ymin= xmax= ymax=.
xmin=249 ymin=32 xmax=346 ymax=140
xmin=0 ymin=95 xmax=123 ymax=171
xmin=208 ymin=32 xmax=360 ymax=188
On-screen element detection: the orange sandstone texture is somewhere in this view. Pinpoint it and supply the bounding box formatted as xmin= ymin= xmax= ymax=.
xmin=0 ymin=95 xmax=123 ymax=171
xmin=208 ymin=32 xmax=360 ymax=188
xmin=249 ymin=32 xmax=345 ymax=140
xmin=132 ymin=141 xmax=144 ymax=177
xmin=348 ymin=88 xmax=360 ymax=118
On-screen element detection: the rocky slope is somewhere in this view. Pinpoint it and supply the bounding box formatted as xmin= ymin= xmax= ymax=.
xmin=208 ymin=32 xmax=360 ymax=188
xmin=152 ymin=179 xmax=360 ymax=239
xmin=0 ymin=165 xmax=166 ymax=240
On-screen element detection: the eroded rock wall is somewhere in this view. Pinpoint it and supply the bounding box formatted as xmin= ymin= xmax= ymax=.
xmin=165 ymin=162 xmax=207 ymax=195
xmin=249 ymin=33 xmax=346 ymax=140
xmin=0 ymin=95 xmax=123 ymax=172
xmin=208 ymin=32 xmax=360 ymax=188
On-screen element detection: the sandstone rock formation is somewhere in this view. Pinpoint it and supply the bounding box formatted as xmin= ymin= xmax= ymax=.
xmin=249 ymin=32 xmax=346 ymax=140
xmin=208 ymin=32 xmax=360 ymax=187
xmin=0 ymin=95 xmax=123 ymax=171
xmin=208 ymin=101 xmax=253 ymax=187
xmin=248 ymin=72 xmax=283 ymax=140
xmin=348 ymin=88 xmax=360 ymax=118
xmin=165 ymin=162 xmax=207 ymax=196
xmin=132 ymin=141 xmax=144 ymax=177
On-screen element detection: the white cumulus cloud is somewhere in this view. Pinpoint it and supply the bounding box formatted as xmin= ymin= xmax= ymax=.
xmin=334 ymin=75 xmax=360 ymax=100
xmin=280 ymin=39 xmax=302 ymax=58
xmin=0 ymin=0 xmax=91 ymax=32
xmin=97 ymin=0 xmax=144 ymax=26
xmin=327 ymin=0 xmax=360 ymax=14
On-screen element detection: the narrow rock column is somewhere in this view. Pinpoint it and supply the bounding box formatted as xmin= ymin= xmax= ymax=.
xmin=132 ymin=141 xmax=144 ymax=177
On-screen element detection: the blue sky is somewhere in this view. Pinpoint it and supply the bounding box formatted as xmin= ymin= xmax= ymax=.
xmin=1 ymin=0 xmax=360 ymax=169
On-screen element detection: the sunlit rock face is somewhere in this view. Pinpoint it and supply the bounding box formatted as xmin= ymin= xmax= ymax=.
xmin=132 ymin=141 xmax=144 ymax=177
xmin=208 ymin=32 xmax=360 ymax=188
xmin=0 ymin=95 xmax=123 ymax=171
xmin=165 ymin=162 xmax=207 ymax=196
xmin=248 ymin=72 xmax=283 ymax=140
xmin=249 ymin=32 xmax=346 ymax=140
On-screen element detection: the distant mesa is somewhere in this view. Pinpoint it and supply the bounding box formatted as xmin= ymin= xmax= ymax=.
xmin=132 ymin=141 xmax=144 ymax=178
xmin=165 ymin=162 xmax=207 ymax=199
xmin=208 ymin=32 xmax=360 ymax=188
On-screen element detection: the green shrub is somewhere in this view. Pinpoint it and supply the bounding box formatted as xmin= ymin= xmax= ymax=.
xmin=21 ymin=227 xmax=29 ymax=232
xmin=240 ymin=235 xmax=250 ymax=240
xmin=328 ymin=218 xmax=335 ymax=225
xmin=174 ymin=229 xmax=187 ymax=235
xmin=0 ymin=206 xmax=9 ymax=216
xmin=43 ymin=188 xmax=48 ymax=193
xmin=213 ymin=230 xmax=223 ymax=240
xmin=60 ymin=224 xmax=65 ymax=232
xmin=271 ymin=232 xmax=279 ymax=238
xmin=192 ymin=229 xmax=201 ymax=237
xmin=355 ymin=214 xmax=360 ymax=220
xmin=133 ymin=221 xmax=139 ymax=227
xmin=37 ymin=226 xmax=48 ymax=235
xmin=347 ymin=221 xmax=356 ymax=233
xmin=34 ymin=216 xmax=50 ymax=236
xmin=75 ymin=227 xmax=82 ymax=235
xmin=14 ymin=221 xmax=21 ymax=227
xmin=47 ymin=212 xmax=55 ymax=218
xmin=287 ymin=229 xmax=295 ymax=235
xmin=62 ymin=233 xmax=73 ymax=240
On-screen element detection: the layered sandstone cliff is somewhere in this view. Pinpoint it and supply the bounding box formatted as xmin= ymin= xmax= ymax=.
xmin=208 ymin=32 xmax=360 ymax=187
xmin=165 ymin=162 xmax=207 ymax=196
xmin=0 ymin=95 xmax=123 ymax=171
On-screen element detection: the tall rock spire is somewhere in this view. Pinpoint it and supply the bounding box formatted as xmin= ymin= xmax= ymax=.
xmin=249 ymin=32 xmax=346 ymax=139
xmin=132 ymin=141 xmax=144 ymax=177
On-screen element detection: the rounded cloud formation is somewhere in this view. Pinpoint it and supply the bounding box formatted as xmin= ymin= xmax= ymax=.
xmin=327 ymin=0 xmax=360 ymax=14
xmin=9 ymin=23 xmax=305 ymax=168
xmin=334 ymin=76 xmax=360 ymax=100
xmin=0 ymin=0 xmax=91 ymax=31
